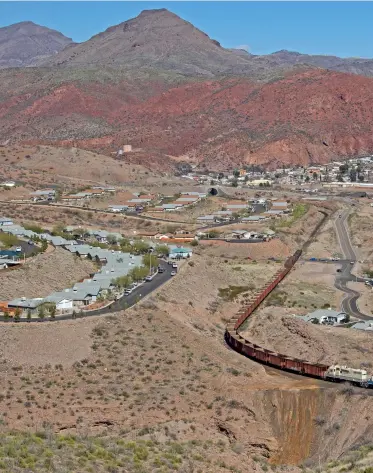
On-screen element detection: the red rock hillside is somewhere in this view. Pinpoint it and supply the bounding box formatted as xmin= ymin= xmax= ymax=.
xmin=1 ymin=68 xmax=373 ymax=169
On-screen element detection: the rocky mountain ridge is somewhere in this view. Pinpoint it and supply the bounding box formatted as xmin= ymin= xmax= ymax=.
xmin=0 ymin=21 xmax=73 ymax=68
xmin=1 ymin=9 xmax=373 ymax=169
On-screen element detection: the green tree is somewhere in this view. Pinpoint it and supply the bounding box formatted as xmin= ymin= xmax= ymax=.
xmin=312 ymin=172 xmax=318 ymax=181
xmin=14 ymin=308 xmax=21 ymax=322
xmin=26 ymin=309 xmax=32 ymax=322
xmin=142 ymin=254 xmax=159 ymax=269
xmin=207 ymin=230 xmax=219 ymax=238
xmin=132 ymin=240 xmax=150 ymax=254
xmin=49 ymin=303 xmax=56 ymax=319
xmin=107 ymin=234 xmax=118 ymax=245
xmin=72 ymin=310 xmax=77 ymax=319
xmin=358 ymin=174 xmax=365 ymax=182
xmin=130 ymin=266 xmax=149 ymax=282
xmin=336 ymin=174 xmax=344 ymax=182
xmin=339 ymin=163 xmax=349 ymax=174
xmin=112 ymin=275 xmax=132 ymax=289
xmin=349 ymin=169 xmax=357 ymax=182
xmin=232 ymin=179 xmax=238 ymax=188
xmin=233 ymin=169 xmax=240 ymax=178
xmin=38 ymin=305 xmax=45 ymax=321
xmin=0 ymin=233 xmax=18 ymax=248
xmin=156 ymin=245 xmax=169 ymax=257
xmin=305 ymin=175 xmax=310 ymax=182
xmin=22 ymin=223 xmax=44 ymax=234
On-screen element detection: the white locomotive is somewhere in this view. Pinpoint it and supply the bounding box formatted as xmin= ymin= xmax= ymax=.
xmin=325 ymin=365 xmax=371 ymax=386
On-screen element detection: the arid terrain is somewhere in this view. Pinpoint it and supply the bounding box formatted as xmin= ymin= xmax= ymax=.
xmin=2 ymin=6 xmax=373 ymax=473
xmin=0 ymin=247 xmax=96 ymax=300
xmin=2 ymin=10 xmax=373 ymax=169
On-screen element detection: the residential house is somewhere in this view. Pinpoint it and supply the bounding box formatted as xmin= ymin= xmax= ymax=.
xmin=197 ymin=215 xmax=218 ymax=223
xmin=108 ymin=205 xmax=129 ymax=213
xmin=8 ymin=297 xmax=45 ymax=315
xmin=298 ymin=309 xmax=347 ymax=325
xmin=44 ymin=293 xmax=74 ymax=312
xmin=162 ymin=204 xmax=183 ymax=211
xmin=241 ymin=216 xmax=268 ymax=222
xmin=231 ymin=230 xmax=251 ymax=239
xmin=169 ymin=245 xmax=193 ymax=259
xmin=0 ymin=217 xmax=13 ymax=226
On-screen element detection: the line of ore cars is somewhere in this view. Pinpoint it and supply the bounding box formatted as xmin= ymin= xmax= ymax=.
xmin=225 ymin=249 xmax=373 ymax=389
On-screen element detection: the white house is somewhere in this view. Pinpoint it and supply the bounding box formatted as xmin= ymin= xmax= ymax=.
xmin=298 ymin=309 xmax=347 ymax=325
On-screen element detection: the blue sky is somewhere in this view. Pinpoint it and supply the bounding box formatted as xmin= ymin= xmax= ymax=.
xmin=1 ymin=2 xmax=372 ymax=58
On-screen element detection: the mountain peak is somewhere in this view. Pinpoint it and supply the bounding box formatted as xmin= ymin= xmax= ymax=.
xmin=43 ymin=8 xmax=253 ymax=75
xmin=0 ymin=21 xmax=73 ymax=68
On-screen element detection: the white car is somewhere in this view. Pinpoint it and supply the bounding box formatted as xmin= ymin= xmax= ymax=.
xmin=15 ymin=247 xmax=22 ymax=252
xmin=172 ymin=263 xmax=177 ymax=268
xmin=171 ymin=271 xmax=176 ymax=276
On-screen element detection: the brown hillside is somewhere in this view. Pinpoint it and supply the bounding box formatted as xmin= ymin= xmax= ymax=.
xmin=1 ymin=69 xmax=373 ymax=168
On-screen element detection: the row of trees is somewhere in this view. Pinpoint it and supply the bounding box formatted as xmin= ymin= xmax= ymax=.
xmin=112 ymin=254 xmax=160 ymax=289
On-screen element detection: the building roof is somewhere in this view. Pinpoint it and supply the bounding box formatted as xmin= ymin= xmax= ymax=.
xmin=301 ymin=309 xmax=346 ymax=322
xmin=0 ymin=217 xmax=13 ymax=224
xmin=8 ymin=298 xmax=44 ymax=309
xmin=170 ymin=246 xmax=191 ymax=254
xmin=197 ymin=215 xmax=216 ymax=221
xmin=352 ymin=321 xmax=373 ymax=331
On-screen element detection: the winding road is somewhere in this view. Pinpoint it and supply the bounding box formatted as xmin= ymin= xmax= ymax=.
xmin=333 ymin=209 xmax=373 ymax=320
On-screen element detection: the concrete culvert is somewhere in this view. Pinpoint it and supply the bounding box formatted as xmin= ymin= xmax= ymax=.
xmin=209 ymin=187 xmax=218 ymax=196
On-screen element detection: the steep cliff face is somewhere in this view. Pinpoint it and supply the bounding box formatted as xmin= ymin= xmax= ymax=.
xmin=255 ymin=387 xmax=373 ymax=466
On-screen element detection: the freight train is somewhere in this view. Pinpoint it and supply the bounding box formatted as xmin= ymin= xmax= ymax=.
xmin=225 ymin=249 xmax=373 ymax=388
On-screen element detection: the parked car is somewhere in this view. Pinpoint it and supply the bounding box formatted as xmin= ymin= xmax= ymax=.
xmin=15 ymin=246 xmax=22 ymax=252
xmin=171 ymin=271 xmax=176 ymax=276
xmin=172 ymin=263 xmax=177 ymax=268
xmin=145 ymin=276 xmax=152 ymax=282
xmin=124 ymin=289 xmax=132 ymax=296
xmin=27 ymin=240 xmax=34 ymax=245
xmin=158 ymin=267 xmax=165 ymax=273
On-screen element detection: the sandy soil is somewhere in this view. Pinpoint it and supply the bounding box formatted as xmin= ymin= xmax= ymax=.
xmin=241 ymin=306 xmax=373 ymax=368
xmin=0 ymin=318 xmax=95 ymax=367
xmin=0 ymin=247 xmax=96 ymax=300
xmin=265 ymin=261 xmax=344 ymax=312
xmin=349 ymin=204 xmax=373 ymax=267
xmin=303 ymin=218 xmax=341 ymax=259
xmin=0 ymin=145 xmax=160 ymax=188
xmin=198 ymin=238 xmax=291 ymax=260
xmin=155 ymin=253 xmax=280 ymax=337
xmin=275 ymin=203 xmax=334 ymax=252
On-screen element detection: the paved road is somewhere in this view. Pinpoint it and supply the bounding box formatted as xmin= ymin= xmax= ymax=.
xmin=15 ymin=239 xmax=38 ymax=257
xmin=1 ymin=261 xmax=174 ymax=323
xmin=333 ymin=209 xmax=373 ymax=320
xmin=90 ymin=261 xmax=174 ymax=316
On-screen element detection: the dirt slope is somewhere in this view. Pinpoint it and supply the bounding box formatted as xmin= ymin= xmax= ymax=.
xmin=0 ymin=247 xmax=96 ymax=300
